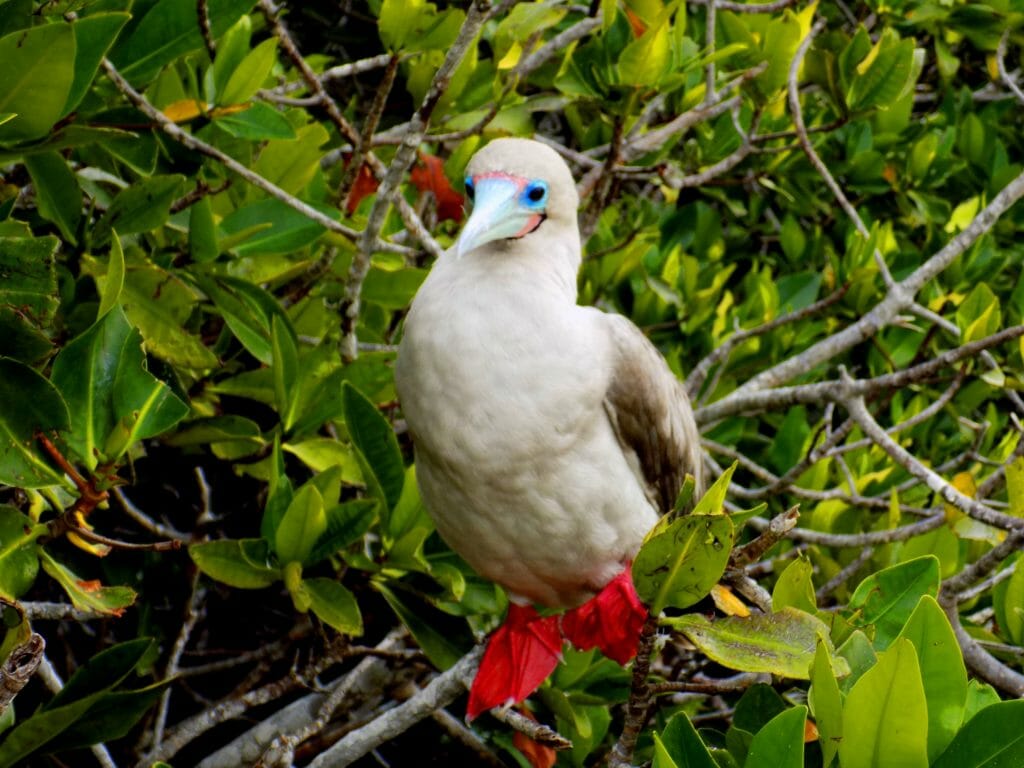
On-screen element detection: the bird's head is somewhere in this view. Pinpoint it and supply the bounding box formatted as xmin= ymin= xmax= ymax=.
xmin=457 ymin=138 xmax=579 ymax=259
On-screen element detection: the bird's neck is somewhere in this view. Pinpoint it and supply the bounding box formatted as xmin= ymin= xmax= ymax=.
xmin=461 ymin=219 xmax=582 ymax=303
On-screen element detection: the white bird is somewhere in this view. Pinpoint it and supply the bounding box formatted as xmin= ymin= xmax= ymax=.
xmin=395 ymin=138 xmax=702 ymax=718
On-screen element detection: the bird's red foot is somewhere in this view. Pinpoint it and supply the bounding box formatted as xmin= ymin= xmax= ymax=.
xmin=561 ymin=569 xmax=647 ymax=664
xmin=467 ymin=603 xmax=562 ymax=720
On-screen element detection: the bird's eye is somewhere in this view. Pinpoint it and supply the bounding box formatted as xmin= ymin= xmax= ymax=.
xmin=464 ymin=176 xmax=475 ymax=201
xmin=525 ymin=181 xmax=548 ymax=205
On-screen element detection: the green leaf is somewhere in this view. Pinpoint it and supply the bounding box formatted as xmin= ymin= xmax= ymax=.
xmin=0 ymin=506 xmax=41 ymax=599
xmin=51 ymin=307 xmax=188 ymax=469
xmin=98 ymin=232 xmax=126 ymax=317
xmin=0 ymin=357 xmax=69 ymax=488
xmin=744 ymin=706 xmax=806 ymax=768
xmin=377 ymin=583 xmax=473 ymax=670
xmin=809 ymin=640 xmax=843 ymax=768
xmin=655 ymin=710 xmax=718 ymax=768
xmin=847 ymin=33 xmax=916 ymax=111
xmin=64 ymin=13 xmax=131 ymax=117
xmin=198 ymin=275 xmax=289 ymax=365
xmin=0 ymin=236 xmax=59 ymax=323
xmin=692 ymin=460 xmax=736 ymax=515
xmin=307 ymin=500 xmax=378 ymax=565
xmin=666 ymin=608 xmax=848 ymax=679
xmin=303 ymin=577 xmax=363 ymax=635
xmin=189 ymin=196 xmax=219 ymax=263
xmin=956 ymin=283 xmax=1002 ymax=344
xmin=190 ymin=539 xmax=281 ymax=589
xmin=122 ymin=265 xmax=218 ymax=370
xmin=57 ymin=683 xmax=165 ymax=750
xmin=1001 ymin=556 xmax=1024 ymax=645
xmin=895 ymin=596 xmax=967 ymax=761
xmin=839 ymin=638 xmax=928 ymax=768
xmin=633 ymin=514 xmax=733 ymax=614
xmin=0 ymin=692 xmax=99 ymax=767
xmin=218 ymin=198 xmax=331 ymax=256
xmin=23 ymin=153 xmax=81 ymax=244
xmin=214 ymin=101 xmax=298 ymax=140
xmin=48 ymin=638 xmax=152 ymax=709
xmin=836 ymin=630 xmax=877 ymax=694
xmin=275 ymin=484 xmax=326 ymax=565
xmin=341 ymin=382 xmax=405 ymax=513
xmin=0 ymin=23 xmax=75 ymax=143
xmin=93 ymin=174 xmax=184 ymax=247
xmin=219 ymin=37 xmax=278 ymax=105
xmin=111 ymin=0 xmax=257 ymax=85
xmin=933 ymin=700 xmax=1024 ymax=768
xmin=271 ymin=315 xmax=300 ymax=431
xmin=618 ymin=14 xmax=670 ymax=86
xmin=377 ymin=0 xmax=464 ymax=53
xmin=38 ymin=550 xmax=136 ymax=617
xmin=772 ymin=556 xmax=817 ymax=613
xmin=847 ymin=555 xmax=940 ymax=649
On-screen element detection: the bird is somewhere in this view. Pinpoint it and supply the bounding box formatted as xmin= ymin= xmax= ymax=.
xmin=394 ymin=137 xmax=703 ymax=719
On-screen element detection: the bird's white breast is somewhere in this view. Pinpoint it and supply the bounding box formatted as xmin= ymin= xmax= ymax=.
xmin=396 ymin=251 xmax=658 ymax=607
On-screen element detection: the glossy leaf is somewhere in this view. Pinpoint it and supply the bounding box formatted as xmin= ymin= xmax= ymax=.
xmin=895 ymin=596 xmax=967 ymax=761
xmin=275 ymin=483 xmax=326 ymax=565
xmin=847 ymin=555 xmax=940 ymax=649
xmin=634 ymin=514 xmax=733 ymax=614
xmin=809 ymin=639 xmax=843 ymax=768
xmin=0 ymin=23 xmax=75 ymax=143
xmin=38 ymin=550 xmax=136 ymax=617
xmin=0 ymin=357 xmax=69 ymax=488
xmin=303 ymin=577 xmax=363 ymax=635
xmin=772 ymin=555 xmax=817 ymax=613
xmin=666 ymin=608 xmax=849 ymax=679
xmin=341 ymin=382 xmax=405 ymax=513
xmin=24 ymin=153 xmax=81 ymax=244
xmin=839 ymin=638 xmax=928 ymax=768
xmin=744 ymin=706 xmax=806 ymax=768
xmin=0 ymin=506 xmax=41 ymax=600
xmin=654 ymin=710 xmax=718 ymax=768
xmin=219 ymin=38 xmax=278 ymax=105
xmin=932 ymin=700 xmax=1024 ymax=768
xmin=64 ymin=13 xmax=131 ymax=117
xmin=189 ymin=539 xmax=281 ymax=589
xmin=93 ymin=175 xmax=184 ymax=247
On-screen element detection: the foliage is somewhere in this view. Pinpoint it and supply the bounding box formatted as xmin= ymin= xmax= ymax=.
xmin=0 ymin=0 xmax=1023 ymax=765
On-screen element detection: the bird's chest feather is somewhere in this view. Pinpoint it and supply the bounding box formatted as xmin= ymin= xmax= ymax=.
xmin=399 ymin=268 xmax=609 ymax=472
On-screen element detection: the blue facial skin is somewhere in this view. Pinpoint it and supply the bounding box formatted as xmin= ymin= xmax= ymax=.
xmin=457 ymin=175 xmax=550 ymax=258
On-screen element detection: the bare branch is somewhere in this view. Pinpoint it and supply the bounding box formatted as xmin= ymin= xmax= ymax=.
xmin=306 ymin=646 xmax=484 ymax=768
xmin=608 ymin=614 xmax=659 ymax=768
xmin=997 ymin=31 xmax=1024 ymax=106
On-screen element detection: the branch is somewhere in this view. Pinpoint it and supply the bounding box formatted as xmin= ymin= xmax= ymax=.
xmin=340 ymin=0 xmax=497 ymax=362
xmin=997 ymin=31 xmax=1024 ymax=106
xmin=100 ymin=60 xmax=414 ymax=257
xmin=0 ymin=633 xmax=44 ymax=718
xmin=306 ymin=646 xmax=484 ymax=768
xmin=608 ymin=614 xmax=659 ymax=768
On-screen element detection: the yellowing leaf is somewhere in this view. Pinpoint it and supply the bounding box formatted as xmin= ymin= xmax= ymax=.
xmin=162 ymin=99 xmax=206 ymax=123
xmin=711 ymin=584 xmax=750 ymax=617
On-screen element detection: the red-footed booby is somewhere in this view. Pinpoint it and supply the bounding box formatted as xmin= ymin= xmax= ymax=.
xmin=395 ymin=138 xmax=703 ymax=719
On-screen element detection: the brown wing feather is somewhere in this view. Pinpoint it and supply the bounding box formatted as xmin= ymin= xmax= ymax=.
xmin=602 ymin=315 xmax=703 ymax=513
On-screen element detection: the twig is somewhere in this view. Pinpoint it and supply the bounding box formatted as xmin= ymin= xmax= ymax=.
xmin=112 ymin=488 xmax=188 ymax=541
xmin=997 ymin=31 xmax=1024 ymax=105
xmin=152 ymin=570 xmax=205 ymax=748
xmin=486 ymin=706 xmax=573 ymax=750
xmin=197 ymin=0 xmax=216 ymax=59
xmin=687 ymin=283 xmax=849 ymax=398
xmin=607 ymin=614 xmax=659 ymax=768
xmin=430 ymin=709 xmax=507 ymax=768
xmin=40 ymin=654 xmax=119 ymax=768
xmin=100 ymin=60 xmax=420 ymax=255
xmin=306 ymin=646 xmax=485 ymax=768
xmin=23 ymin=602 xmax=105 ymax=621
xmin=340 ymin=0 xmax=497 ymax=362
xmin=650 ymin=671 xmax=766 ymax=695
xmin=0 ymin=633 xmax=44 ymax=717
xmin=816 ymin=547 xmax=873 ymax=602
xmin=704 ymin=0 xmax=718 ymax=106
xmin=339 ymin=54 xmax=400 ymax=207
xmin=729 ymin=506 xmax=799 ymax=566
xmin=957 ymin=561 xmax=1017 ymax=603
xmin=687 ymin=0 xmax=798 ymax=11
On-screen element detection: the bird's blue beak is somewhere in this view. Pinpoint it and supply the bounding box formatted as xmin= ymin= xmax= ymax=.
xmin=457 ymin=176 xmax=541 ymax=258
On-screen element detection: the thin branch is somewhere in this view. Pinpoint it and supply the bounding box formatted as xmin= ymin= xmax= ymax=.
xmin=487 ymin=706 xmax=573 ymax=750
xmin=153 ymin=571 xmax=205 ymax=748
xmin=0 ymin=633 xmax=44 ymax=718
xmin=340 ymin=0 xmax=497 ymax=362
xmin=650 ymin=671 xmax=766 ymax=695
xmin=687 ymin=0 xmax=799 ymax=11
xmin=112 ymin=488 xmax=188 ymax=542
xmin=608 ymin=614 xmax=659 ymax=768
xmin=306 ymin=646 xmax=484 ymax=768
xmin=197 ymin=0 xmax=216 ymax=59
xmin=100 ymin=59 xmax=414 ymax=257
xmin=730 ymin=506 xmax=800 ymax=566
xmin=997 ymin=31 xmax=1024 ymax=105
xmin=816 ymin=547 xmax=873 ymax=602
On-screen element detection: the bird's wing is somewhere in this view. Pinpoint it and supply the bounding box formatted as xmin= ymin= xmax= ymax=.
xmin=602 ymin=314 xmax=703 ymax=512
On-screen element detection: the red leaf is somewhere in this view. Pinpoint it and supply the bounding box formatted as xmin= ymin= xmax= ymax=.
xmin=466 ymin=604 xmax=562 ymax=720
xmin=562 ymin=569 xmax=647 ymax=665
xmin=345 ymin=161 xmax=379 ymax=214
xmin=410 ymin=153 xmax=464 ymax=223
xmin=513 ymin=709 xmax=557 ymax=768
